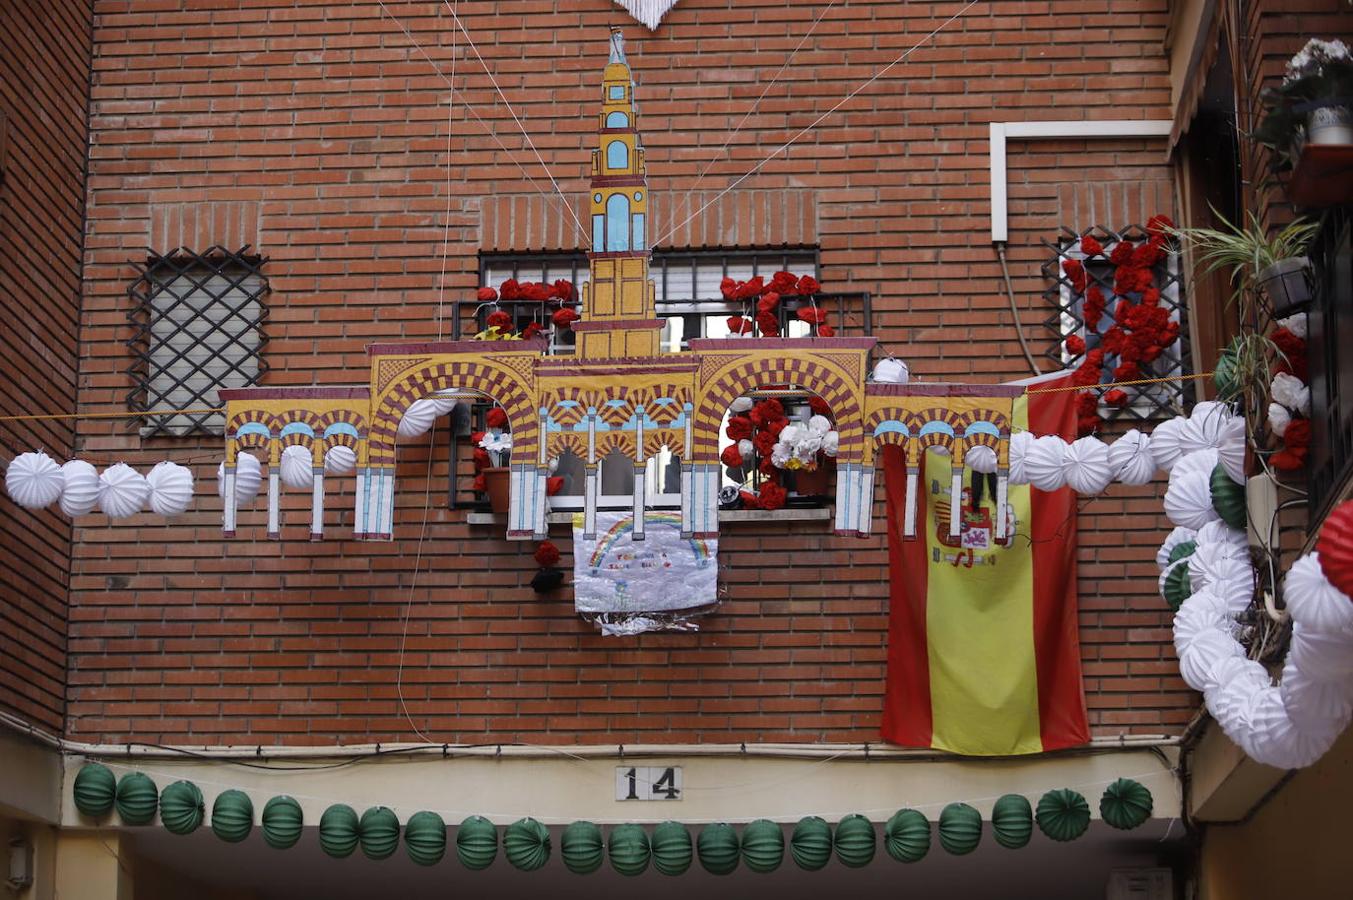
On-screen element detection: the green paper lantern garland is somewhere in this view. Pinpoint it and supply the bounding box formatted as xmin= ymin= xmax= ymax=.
xmin=1210 ymin=464 xmax=1247 ymax=530
xmin=73 ymin=763 xmax=116 ymax=818
xmin=561 ymin=821 xmax=604 ymax=875
xmin=211 ymin=790 xmax=254 ymax=844
xmin=456 ymin=816 xmax=499 ymax=870
xmin=1162 ymin=560 xmax=1193 ymax=611
xmin=740 ymin=819 xmax=784 ymax=873
xmin=608 ymin=823 xmax=651 ymax=876
xmin=1167 ymin=539 xmax=1197 ymax=565
xmin=1100 ymin=779 xmax=1154 ymax=831
xmin=1036 ymin=789 xmax=1091 ymax=842
xmin=405 ymin=811 xmax=447 ymax=866
xmin=790 ymin=816 xmax=832 ymax=871
xmin=991 ymin=794 xmax=1033 ymax=849
xmin=159 ymin=780 xmax=205 ymax=835
xmin=319 ymin=803 xmax=359 ymax=858
xmin=651 ymin=821 xmax=692 ymax=876
xmin=115 ymin=772 xmax=159 ymax=826
xmin=504 ymin=817 xmax=551 ymax=872
xmin=833 ymin=814 xmax=876 ymax=868
xmin=262 ymin=796 xmax=303 ymax=850
xmin=360 ymin=806 xmax=400 ymax=860
xmin=696 ymin=822 xmax=740 ymax=875
xmin=938 ymin=803 xmax=982 ymax=855
xmin=884 ymin=809 xmax=930 ymax=862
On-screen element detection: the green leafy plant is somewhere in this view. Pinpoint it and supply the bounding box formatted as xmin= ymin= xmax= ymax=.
xmin=1255 ymin=38 xmax=1353 ymax=168
xmin=1172 ymin=211 xmax=1318 ymax=316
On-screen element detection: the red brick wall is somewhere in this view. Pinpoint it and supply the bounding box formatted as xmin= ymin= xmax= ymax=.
xmin=69 ymin=0 xmax=1195 ymax=745
xmin=0 ymin=0 xmax=93 ymax=733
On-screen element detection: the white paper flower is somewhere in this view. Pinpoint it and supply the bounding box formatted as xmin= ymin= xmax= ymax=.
xmin=1025 ymin=435 xmax=1068 ymax=492
xmin=730 ymin=397 xmax=754 ymax=414
xmin=58 ymin=459 xmax=100 ymax=517
xmin=217 ymin=453 xmax=262 ymax=504
xmin=146 ymin=461 xmax=194 ymax=516
xmin=397 ymin=398 xmax=439 ymax=439
xmin=1272 ymin=373 xmax=1311 ymax=416
xmin=479 ymin=431 xmax=513 ymax=455
xmin=965 ymin=445 xmax=998 ymax=475
xmin=1062 ymin=436 xmax=1112 ymax=495
xmin=872 ymin=357 xmax=909 ymax=384
xmin=807 ymin=415 xmax=832 ymax=436
xmin=1008 ymin=431 xmax=1033 ymax=485
xmin=770 ymin=448 xmax=790 ymax=469
xmin=1107 ymin=429 xmax=1155 ymax=486
xmin=1284 ymin=553 xmax=1353 ymax=636
xmin=1156 ymin=525 xmax=1198 ymax=571
xmin=780 ymin=424 xmax=804 ymax=445
xmin=1277 ymin=312 xmax=1308 ymax=340
xmin=737 ymin=439 xmax=754 ymax=462
xmin=1150 ymin=416 xmax=1188 ymax=471
xmin=1268 ymin=402 xmax=1292 ymax=438
xmin=98 ymin=463 xmax=149 ymax=519
xmin=279 ymin=445 xmax=315 ymax=489
xmin=324 ymin=445 xmax=357 ymax=476
xmin=5 ymin=451 xmax=64 ymax=510
xmin=820 ymin=431 xmax=839 ymax=457
xmin=1164 ymin=468 xmax=1220 ymax=530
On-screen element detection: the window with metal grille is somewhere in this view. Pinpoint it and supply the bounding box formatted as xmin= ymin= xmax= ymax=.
xmin=1042 ymin=226 xmax=1192 ymax=420
xmin=127 ymin=246 xmax=269 ymax=436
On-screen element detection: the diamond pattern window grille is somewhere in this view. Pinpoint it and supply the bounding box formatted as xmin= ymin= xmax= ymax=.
xmin=1042 ymin=225 xmax=1193 ymax=421
xmin=126 ymin=246 xmax=270 ymax=436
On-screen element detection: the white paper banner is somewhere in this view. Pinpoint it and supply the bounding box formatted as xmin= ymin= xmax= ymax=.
xmin=572 ymin=511 xmax=718 ymax=619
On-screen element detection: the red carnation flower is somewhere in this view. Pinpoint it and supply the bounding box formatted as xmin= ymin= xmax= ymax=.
xmin=769 ymin=271 xmax=799 ymax=294
xmin=486 ymin=408 xmax=508 ymax=429
xmin=1284 ymin=419 xmax=1312 ymax=449
xmin=1271 ymin=327 xmax=1305 ymax=357
xmin=1072 ymin=362 xmax=1101 ymax=387
xmin=1103 ymin=389 xmax=1129 ymax=407
xmin=809 ymin=396 xmax=832 ymax=418
xmin=1077 ymin=414 xmax=1102 ymax=437
xmin=551 ymin=308 xmax=580 ymax=328
xmin=1076 ymin=393 xmax=1098 ymax=415
xmin=759 ymin=481 xmax=788 ymax=511
xmin=721 ymin=444 xmax=746 ymax=468
xmin=1109 ymin=242 xmax=1134 ymax=266
xmin=1080 ymin=235 xmax=1104 ymax=256
xmin=738 ymin=490 xmax=761 ymax=510
xmin=1084 ymin=286 xmax=1107 ymax=330
xmin=534 ymin=541 xmax=561 ymax=568
xmin=1065 ymin=334 xmax=1086 ymax=356
xmin=756 ymin=310 xmax=780 ymax=337
xmin=1086 ymin=348 xmax=1106 ymax=367
xmin=546 ymin=476 xmax=563 ymax=496
xmin=797 ymin=305 xmax=827 ymax=325
xmin=720 ymin=276 xmax=738 ymax=300
xmin=754 ymin=398 xmax=785 ymax=423
xmin=796 ymin=275 xmax=821 ymax=296
xmin=1142 ymin=287 xmax=1161 ymax=307
xmin=472 ymin=473 xmax=486 ymax=491
xmin=817 ymin=323 xmax=835 ymax=337
xmin=757 ymin=292 xmax=781 ymax=314
xmin=500 ymin=279 xmax=521 ymax=301
xmin=734 ymin=276 xmax=765 ymax=300
xmin=766 ymin=417 xmax=787 ymax=437
xmin=473 ymin=448 xmax=490 ymax=469
xmin=725 ymin=416 xmax=754 ymax=441
xmin=486 ymin=310 xmax=513 ymax=330
xmin=477 ymin=286 xmax=497 ymax=302
xmin=759 ymin=456 xmax=778 ymax=476
xmin=1271 ymin=447 xmax=1308 ymax=470
xmin=1062 ymin=258 xmax=1088 ymax=293
xmin=753 ymin=430 xmax=776 ymax=457
xmin=726 ymin=315 xmax=754 ymax=335
xmin=552 ymin=279 xmax=576 ymax=301
xmin=1146 ymin=214 xmax=1175 ymax=237
xmin=521 ymin=321 xmax=544 ymax=340
xmin=1113 ymin=362 xmax=1141 ymax=381
xmin=1142 ymin=344 xmax=1163 ymax=363
xmin=470 ymin=430 xmax=485 ymax=446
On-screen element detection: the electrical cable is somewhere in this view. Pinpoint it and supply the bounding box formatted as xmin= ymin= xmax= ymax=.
xmin=996 ymin=241 xmax=1043 ymax=375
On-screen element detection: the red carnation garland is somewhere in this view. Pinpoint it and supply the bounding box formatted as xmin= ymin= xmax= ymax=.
xmin=475 ymin=277 xmax=580 ymax=339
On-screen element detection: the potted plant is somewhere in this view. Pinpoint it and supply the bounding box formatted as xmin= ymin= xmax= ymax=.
xmin=474 ymin=407 xmax=513 ymax=513
xmin=1256 ymin=38 xmax=1353 ymax=165
xmin=1173 ymin=211 xmax=1320 ymax=318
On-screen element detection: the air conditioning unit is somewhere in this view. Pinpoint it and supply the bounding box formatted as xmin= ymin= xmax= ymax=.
xmin=1107 ymin=868 xmax=1172 ymax=900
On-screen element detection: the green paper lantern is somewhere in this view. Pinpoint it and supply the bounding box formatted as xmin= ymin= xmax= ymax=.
xmin=262 ymin=796 xmax=303 ymax=849
xmin=504 ymin=817 xmax=551 ymax=872
xmin=790 ymin=816 xmax=832 ymax=871
xmin=1167 ymin=540 xmax=1198 ymax=565
xmin=1210 ymin=464 xmax=1247 ymax=530
xmin=319 ymin=804 xmax=358 ymax=857
xmin=884 ymin=809 xmax=930 ymax=862
xmin=73 ymin=763 xmax=116 ymax=818
xmin=938 ymin=803 xmax=982 ymax=855
xmin=1214 ymin=347 xmax=1240 ymax=400
xmin=456 ymin=815 xmax=498 ymax=870
xmin=561 ymin=821 xmax=604 ymax=875
xmin=211 ymin=790 xmax=253 ymax=843
xmin=696 ymin=822 xmax=740 ymax=875
xmin=1100 ymin=779 xmax=1154 ymax=831
xmin=991 ymin=794 xmax=1033 ymax=849
xmin=651 ymin=821 xmax=692 ymax=876
xmin=1036 ymin=788 xmax=1091 ymax=842
xmin=159 ymin=780 xmax=204 ymax=835
xmin=359 ymin=806 xmax=400 ymax=860
xmin=114 ymin=772 xmax=158 ymax=826
xmin=740 ymin=819 xmax=784 ymax=874
xmin=405 ymin=811 xmax=446 ymax=866
xmin=608 ymin=823 xmax=651 ymax=877
xmin=833 ymin=814 xmax=875 ymax=868
xmin=1163 ymin=561 xmax=1193 ymax=611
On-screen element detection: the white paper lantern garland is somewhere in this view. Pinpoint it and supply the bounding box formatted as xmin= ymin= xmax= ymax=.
xmin=4 ymin=451 xmax=196 ymax=519
xmin=5 ymin=451 xmax=64 ymax=509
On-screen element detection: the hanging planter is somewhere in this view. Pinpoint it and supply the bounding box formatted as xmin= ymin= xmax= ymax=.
xmin=1256 ymin=257 xmax=1312 ymax=316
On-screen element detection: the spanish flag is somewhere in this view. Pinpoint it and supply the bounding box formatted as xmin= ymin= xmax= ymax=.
xmin=881 ymin=371 xmax=1089 ymax=755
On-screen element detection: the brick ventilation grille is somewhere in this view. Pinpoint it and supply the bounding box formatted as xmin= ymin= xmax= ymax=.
xmin=1041 ymin=226 xmax=1194 ymax=420
xmin=125 ymin=246 xmax=271 ymax=436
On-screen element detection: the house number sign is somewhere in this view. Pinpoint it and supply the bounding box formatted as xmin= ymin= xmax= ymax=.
xmin=615 ymin=766 xmax=682 ymax=800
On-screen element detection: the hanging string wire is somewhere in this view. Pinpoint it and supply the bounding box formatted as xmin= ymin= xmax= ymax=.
xmin=670 ymin=0 xmax=840 ymax=234
xmin=653 ymin=0 xmax=986 ymax=249
xmin=373 ymin=0 xmax=586 ymax=245
xmin=441 ymin=0 xmax=590 ymax=245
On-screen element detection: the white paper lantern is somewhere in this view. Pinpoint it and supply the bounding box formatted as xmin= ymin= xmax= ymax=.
xmin=97 ymin=463 xmax=149 ymax=519
xmin=872 ymin=357 xmax=909 ymax=384
xmin=397 ymin=399 xmax=439 ymax=439
xmin=1107 ymin=429 xmax=1155 ymax=486
xmin=1196 ymin=519 xmax=1249 ymax=556
xmin=1156 ymin=525 xmax=1198 ymax=571
xmin=1062 ymin=436 xmax=1112 ymax=495
xmin=5 ymin=451 xmax=64 ymax=510
xmin=217 ymin=453 xmax=262 ymax=505
xmin=1188 ymin=540 xmax=1247 ymax=587
xmin=1280 ymin=659 xmax=1353 ymax=737
xmin=324 ymin=445 xmax=357 ymax=476
xmin=1178 ymin=627 xmax=1244 ymax=692
xmin=1284 ymin=552 xmax=1353 ymax=636
xmin=1205 ymin=656 xmax=1269 ymax=733
xmin=1170 ymin=448 xmax=1220 ymax=486
xmin=279 ymin=445 xmax=315 ymax=489
xmin=1180 ymin=405 xmax=1233 ymax=455
xmin=964 ymin=445 xmax=997 ymax=475
xmin=1008 ymin=431 xmax=1033 ymax=486
xmin=1216 ymin=416 xmax=1247 ymax=485
xmin=145 ymin=461 xmax=194 ymax=516
xmin=58 ymin=459 xmax=100 ymax=517
xmin=1150 ymin=416 xmax=1189 ymax=471
xmin=431 ymin=397 xmax=459 ymax=416
xmin=1173 ymin=589 xmax=1232 ymax=658
xmin=1163 ymin=469 xmax=1221 ymax=530
xmin=1267 ymin=402 xmax=1292 ymax=439
xmin=1289 ymin=620 xmax=1353 ymax=683
xmin=1245 ymin=686 xmax=1329 ymax=770
xmin=1025 ymin=435 xmax=1068 ymax=492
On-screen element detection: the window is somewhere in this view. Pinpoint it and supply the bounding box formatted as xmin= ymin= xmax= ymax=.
xmin=606 ymin=140 xmax=628 ymax=171
xmin=608 ymin=85 xmax=625 ymax=100
xmin=605 ymin=111 xmax=628 ymax=128
xmin=127 ymin=246 xmax=269 ymax=436
xmin=605 ymin=193 xmax=630 ymax=251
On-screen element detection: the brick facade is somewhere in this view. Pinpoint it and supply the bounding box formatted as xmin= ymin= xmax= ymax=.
xmin=0 ymin=0 xmax=94 ymax=733
xmin=65 ymin=0 xmax=1194 ymax=744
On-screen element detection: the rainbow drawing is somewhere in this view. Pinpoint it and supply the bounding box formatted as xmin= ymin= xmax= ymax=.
xmin=587 ymin=512 xmax=712 ymax=571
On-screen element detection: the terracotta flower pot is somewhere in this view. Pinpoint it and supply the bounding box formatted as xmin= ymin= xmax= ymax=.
xmin=482 ymin=466 xmax=511 ymax=513
xmin=793 ymin=462 xmax=832 ymax=497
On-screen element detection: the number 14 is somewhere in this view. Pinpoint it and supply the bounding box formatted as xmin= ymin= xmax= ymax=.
xmin=616 ymin=766 xmax=682 ymax=800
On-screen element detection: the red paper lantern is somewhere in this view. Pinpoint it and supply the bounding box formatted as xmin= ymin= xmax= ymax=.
xmin=1316 ymin=501 xmax=1353 ymax=597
